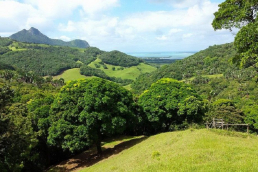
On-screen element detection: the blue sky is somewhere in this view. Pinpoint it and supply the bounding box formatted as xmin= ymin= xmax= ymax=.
xmin=0 ymin=0 xmax=234 ymax=52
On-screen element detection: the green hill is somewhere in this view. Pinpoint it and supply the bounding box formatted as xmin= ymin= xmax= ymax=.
xmin=131 ymin=43 xmax=237 ymax=94
xmin=50 ymin=129 xmax=258 ymax=172
xmin=82 ymin=129 xmax=258 ymax=172
xmin=88 ymin=58 xmax=156 ymax=80
xmin=130 ymin=42 xmax=258 ymax=132
xmin=99 ymin=50 xmax=144 ymax=67
xmin=9 ymin=27 xmax=90 ymax=48
xmin=0 ymin=37 xmax=156 ymax=86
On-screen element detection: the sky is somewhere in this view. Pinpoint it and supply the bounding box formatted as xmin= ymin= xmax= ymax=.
xmin=0 ymin=0 xmax=234 ymax=52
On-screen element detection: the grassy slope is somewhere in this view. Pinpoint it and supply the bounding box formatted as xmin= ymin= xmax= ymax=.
xmin=81 ymin=129 xmax=258 ymax=172
xmin=183 ymin=74 xmax=224 ymax=82
xmin=52 ymin=68 xmax=89 ymax=82
xmin=88 ymin=58 xmax=156 ymax=80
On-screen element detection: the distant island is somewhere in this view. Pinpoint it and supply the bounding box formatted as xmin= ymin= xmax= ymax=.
xmin=9 ymin=27 xmax=90 ymax=48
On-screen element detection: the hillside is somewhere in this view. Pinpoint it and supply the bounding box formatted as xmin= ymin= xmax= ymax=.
xmin=9 ymin=27 xmax=90 ymax=48
xmin=131 ymin=43 xmax=258 ymax=132
xmin=0 ymin=38 xmax=95 ymax=76
xmin=49 ymin=129 xmax=258 ymax=172
xmin=0 ymin=37 xmax=156 ymax=86
xmin=131 ymin=43 xmax=237 ymax=94
xmin=87 ymin=58 xmax=156 ymax=80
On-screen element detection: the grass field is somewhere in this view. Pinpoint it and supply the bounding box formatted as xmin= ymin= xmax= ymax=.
xmin=52 ymin=68 xmax=90 ymax=82
xmin=51 ymin=59 xmax=156 ymax=83
xmin=79 ymin=129 xmax=258 ymax=172
xmin=183 ymin=74 xmax=224 ymax=82
xmin=88 ymin=58 xmax=156 ymax=80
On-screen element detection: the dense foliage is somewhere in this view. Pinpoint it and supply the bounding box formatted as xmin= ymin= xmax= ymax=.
xmin=132 ymin=40 xmax=258 ymax=132
xmin=100 ymin=50 xmax=143 ymax=67
xmin=2 ymin=3 xmax=258 ymax=170
xmin=0 ymin=70 xmax=66 ymax=171
xmin=138 ymin=78 xmax=205 ymax=133
xmin=48 ymin=78 xmax=136 ymax=154
xmin=80 ymin=65 xmax=133 ymax=85
xmin=205 ymin=99 xmax=244 ymax=124
xmin=132 ymin=43 xmax=236 ymax=94
xmin=212 ymin=0 xmax=258 ymax=69
xmin=0 ymin=40 xmax=101 ymax=76
xmin=0 ymin=37 xmax=13 ymax=46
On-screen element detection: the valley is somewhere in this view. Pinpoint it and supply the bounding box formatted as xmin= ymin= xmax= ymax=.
xmin=1 ymin=0 xmax=258 ymax=171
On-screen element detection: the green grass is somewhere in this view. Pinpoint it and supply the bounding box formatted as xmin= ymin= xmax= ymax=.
xmin=51 ymin=59 xmax=156 ymax=83
xmin=47 ymin=135 xmax=143 ymax=172
xmin=123 ymin=84 xmax=132 ymax=90
xmin=52 ymin=68 xmax=91 ymax=82
xmin=81 ymin=129 xmax=258 ymax=172
xmin=183 ymin=74 xmax=223 ymax=82
xmin=88 ymin=58 xmax=156 ymax=80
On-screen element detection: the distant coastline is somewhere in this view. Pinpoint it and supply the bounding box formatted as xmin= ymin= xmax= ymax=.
xmin=126 ymin=51 xmax=197 ymax=59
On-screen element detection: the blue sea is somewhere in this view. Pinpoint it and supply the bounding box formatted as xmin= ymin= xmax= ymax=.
xmin=126 ymin=52 xmax=196 ymax=59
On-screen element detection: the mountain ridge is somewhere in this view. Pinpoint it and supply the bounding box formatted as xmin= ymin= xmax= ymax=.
xmin=9 ymin=27 xmax=90 ymax=48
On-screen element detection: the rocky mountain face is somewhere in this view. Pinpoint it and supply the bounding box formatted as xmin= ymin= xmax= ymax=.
xmin=9 ymin=27 xmax=90 ymax=48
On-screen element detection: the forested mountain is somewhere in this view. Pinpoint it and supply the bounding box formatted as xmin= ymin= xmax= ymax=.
xmin=132 ymin=42 xmax=258 ymax=131
xmin=0 ymin=38 xmax=96 ymax=76
xmin=131 ymin=43 xmax=237 ymax=94
xmin=0 ymin=37 xmax=149 ymax=85
xmin=99 ymin=50 xmax=144 ymax=67
xmin=1 ymin=38 xmax=258 ymax=172
xmin=2 ymin=0 xmax=258 ymax=171
xmin=9 ymin=27 xmax=90 ymax=48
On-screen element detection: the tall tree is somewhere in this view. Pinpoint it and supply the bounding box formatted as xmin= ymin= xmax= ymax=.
xmin=212 ymin=0 xmax=258 ymax=68
xmin=138 ymin=78 xmax=205 ymax=133
xmin=48 ymin=78 xmax=135 ymax=154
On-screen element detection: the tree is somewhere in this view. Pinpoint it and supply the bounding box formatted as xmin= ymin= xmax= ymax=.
xmin=205 ymin=99 xmax=244 ymax=124
xmin=138 ymin=78 xmax=205 ymax=133
xmin=212 ymin=0 xmax=258 ymax=68
xmin=0 ymin=100 xmax=38 ymax=172
xmin=27 ymin=92 xmax=55 ymax=168
xmin=48 ymin=78 xmax=135 ymax=154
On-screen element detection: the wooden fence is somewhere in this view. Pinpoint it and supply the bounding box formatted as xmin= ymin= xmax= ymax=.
xmin=206 ymin=118 xmax=249 ymax=133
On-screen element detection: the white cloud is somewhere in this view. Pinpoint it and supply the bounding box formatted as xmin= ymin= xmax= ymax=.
xmin=169 ymin=29 xmax=182 ymax=34
xmin=24 ymin=0 xmax=78 ymax=18
xmin=183 ymin=33 xmax=193 ymax=38
xmin=24 ymin=0 xmax=119 ymax=17
xmin=56 ymin=0 xmax=234 ymax=51
xmin=150 ymin=0 xmax=205 ymax=9
xmin=0 ymin=0 xmax=120 ymax=34
xmin=80 ymin=0 xmax=119 ymax=16
xmin=156 ymin=35 xmax=168 ymax=40
xmin=0 ymin=1 xmax=37 ymax=32
xmin=59 ymin=35 xmax=71 ymax=41
xmin=0 ymin=0 xmax=234 ymax=51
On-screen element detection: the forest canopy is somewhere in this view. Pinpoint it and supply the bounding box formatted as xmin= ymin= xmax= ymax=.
xmin=212 ymin=0 xmax=258 ymax=69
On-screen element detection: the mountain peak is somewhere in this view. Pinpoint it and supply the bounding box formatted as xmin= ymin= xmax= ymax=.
xmin=28 ymin=27 xmax=41 ymax=35
xmin=9 ymin=28 xmax=90 ymax=48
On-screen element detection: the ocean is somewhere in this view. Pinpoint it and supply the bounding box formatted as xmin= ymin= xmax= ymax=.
xmin=126 ymin=52 xmax=196 ymax=59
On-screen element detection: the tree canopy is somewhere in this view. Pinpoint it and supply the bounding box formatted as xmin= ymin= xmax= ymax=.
xmin=48 ymin=78 xmax=135 ymax=154
xmin=212 ymin=0 xmax=258 ymax=31
xmin=138 ymin=78 xmax=205 ymax=133
xmin=212 ymin=0 xmax=258 ymax=68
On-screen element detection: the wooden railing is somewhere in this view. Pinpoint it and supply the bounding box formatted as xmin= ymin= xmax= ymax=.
xmin=206 ymin=118 xmax=249 ymax=133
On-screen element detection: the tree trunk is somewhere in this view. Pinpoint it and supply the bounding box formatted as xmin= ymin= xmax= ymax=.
xmin=96 ymin=128 xmax=102 ymax=154
xmin=96 ymin=141 xmax=102 ymax=154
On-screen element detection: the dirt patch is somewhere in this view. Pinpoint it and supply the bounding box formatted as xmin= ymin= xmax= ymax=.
xmin=47 ymin=136 xmax=146 ymax=172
